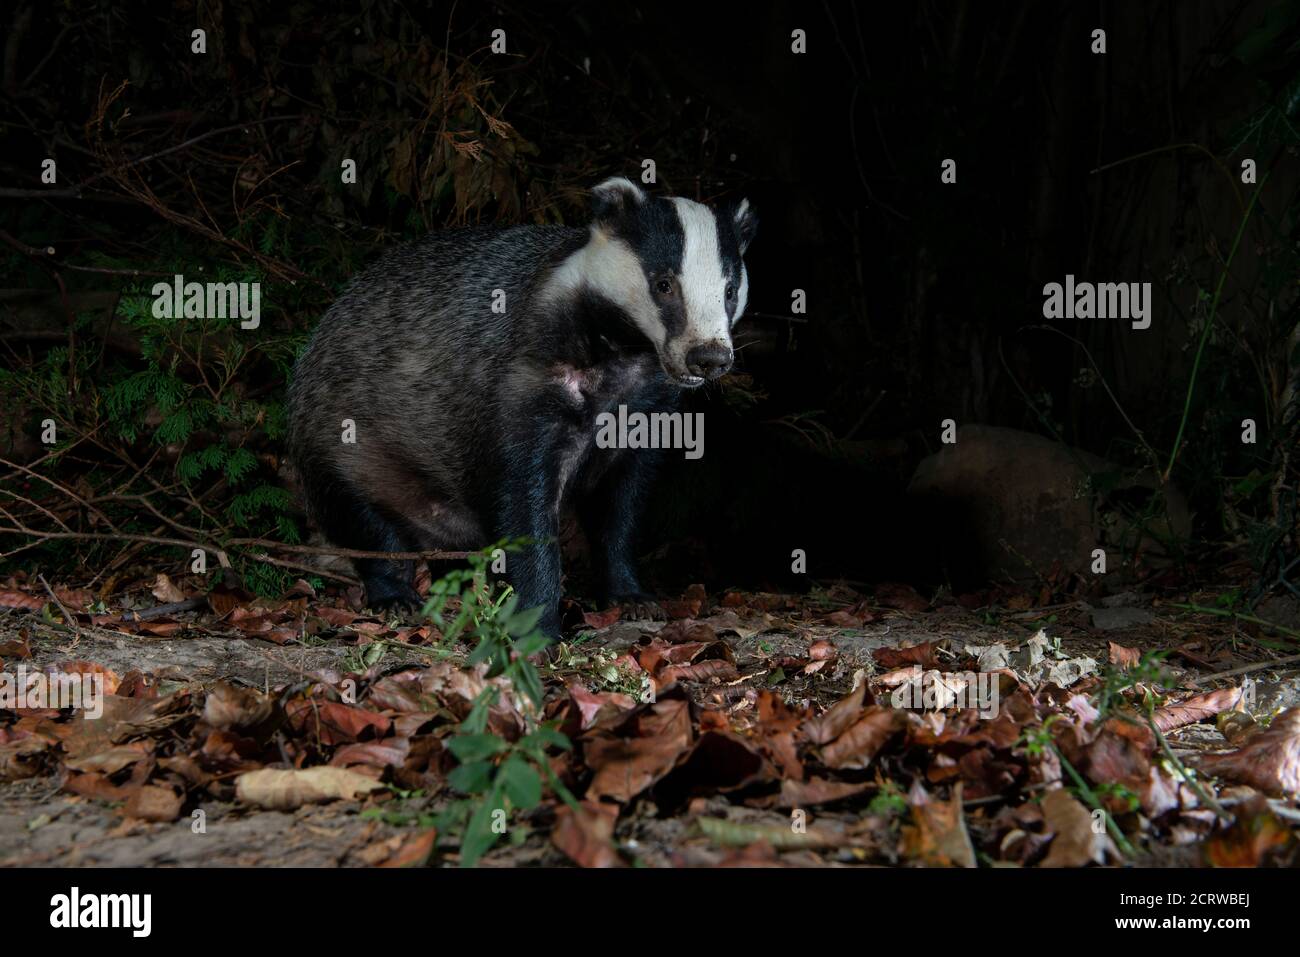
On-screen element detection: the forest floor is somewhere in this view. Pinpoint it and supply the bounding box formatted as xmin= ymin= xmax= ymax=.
xmin=2 ymin=575 xmax=1300 ymax=868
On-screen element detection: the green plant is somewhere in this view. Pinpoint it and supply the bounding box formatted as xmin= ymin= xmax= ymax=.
xmin=422 ymin=542 xmax=578 ymax=866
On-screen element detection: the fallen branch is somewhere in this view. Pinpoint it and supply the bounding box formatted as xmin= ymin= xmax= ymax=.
xmin=0 ymin=525 xmax=470 ymax=564
xmin=37 ymin=572 xmax=81 ymax=641
xmin=1168 ymin=602 xmax=1300 ymax=642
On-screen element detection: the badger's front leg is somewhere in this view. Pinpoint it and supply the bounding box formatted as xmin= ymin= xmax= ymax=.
xmin=579 ymin=446 xmax=667 ymax=622
xmin=494 ymin=409 xmax=568 ymax=641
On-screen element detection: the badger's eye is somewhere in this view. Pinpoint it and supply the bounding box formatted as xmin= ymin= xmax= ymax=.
xmin=725 ymin=283 xmax=736 ymax=301
xmin=656 ymin=277 xmax=674 ymax=295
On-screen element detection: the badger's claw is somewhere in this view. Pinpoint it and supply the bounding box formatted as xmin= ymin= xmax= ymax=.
xmin=613 ymin=594 xmax=667 ymax=622
xmin=365 ymin=581 xmax=425 ymax=617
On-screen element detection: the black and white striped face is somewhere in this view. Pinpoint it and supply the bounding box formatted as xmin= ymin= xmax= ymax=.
xmin=557 ymin=177 xmax=757 ymax=387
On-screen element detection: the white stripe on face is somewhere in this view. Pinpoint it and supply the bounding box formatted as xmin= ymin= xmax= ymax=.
xmin=734 ymin=262 xmax=749 ymax=325
xmin=669 ymin=198 xmax=732 ymax=346
xmin=538 ymin=227 xmax=666 ymax=347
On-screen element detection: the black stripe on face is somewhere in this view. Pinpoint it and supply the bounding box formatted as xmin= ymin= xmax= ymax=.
xmin=614 ymin=196 xmax=688 ymax=340
xmin=714 ymin=207 xmax=744 ymax=324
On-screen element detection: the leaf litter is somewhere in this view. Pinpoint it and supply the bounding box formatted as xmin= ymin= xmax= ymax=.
xmin=2 ymin=573 xmax=1300 ymax=867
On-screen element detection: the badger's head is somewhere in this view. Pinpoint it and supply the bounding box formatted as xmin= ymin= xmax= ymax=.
xmin=573 ymin=176 xmax=757 ymax=387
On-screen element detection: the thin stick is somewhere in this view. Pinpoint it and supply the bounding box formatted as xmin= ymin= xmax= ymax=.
xmin=248 ymin=553 xmax=361 ymax=586
xmin=1186 ymin=652 xmax=1300 ymax=685
xmin=0 ymin=525 xmax=469 ymax=563
xmin=37 ymin=573 xmax=81 ymax=641
xmin=1168 ymin=601 xmax=1300 ymax=641
xmin=123 ymin=597 xmax=207 ymax=621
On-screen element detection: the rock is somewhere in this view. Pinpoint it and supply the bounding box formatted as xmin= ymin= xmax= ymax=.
xmin=907 ymin=425 xmax=1189 ymax=584
xmin=1090 ymin=606 xmax=1156 ymax=631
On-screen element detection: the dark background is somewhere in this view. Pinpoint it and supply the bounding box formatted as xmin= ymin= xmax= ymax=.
xmin=1 ymin=1 xmax=1297 ymax=601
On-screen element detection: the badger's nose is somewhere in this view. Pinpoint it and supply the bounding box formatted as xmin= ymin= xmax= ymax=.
xmin=685 ymin=342 xmax=733 ymax=380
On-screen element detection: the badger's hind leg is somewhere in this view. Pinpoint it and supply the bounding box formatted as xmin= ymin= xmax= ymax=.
xmin=308 ymin=473 xmax=423 ymax=611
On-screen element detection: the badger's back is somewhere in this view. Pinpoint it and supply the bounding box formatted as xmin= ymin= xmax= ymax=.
xmin=287 ymin=223 xmax=585 ymax=524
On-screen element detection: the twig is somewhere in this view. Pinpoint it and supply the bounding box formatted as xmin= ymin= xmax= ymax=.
xmin=1186 ymin=653 xmax=1300 ymax=685
xmin=37 ymin=573 xmax=81 ymax=641
xmin=123 ymin=597 xmax=207 ymax=621
xmin=248 ymin=552 xmax=361 ymax=586
xmin=227 ymin=538 xmax=470 ymax=562
xmin=0 ymin=115 xmax=304 ymax=199
xmin=0 ymin=524 xmax=469 ymax=563
xmin=1168 ymin=602 xmax=1300 ymax=642
xmin=0 ymin=456 xmax=119 ymax=532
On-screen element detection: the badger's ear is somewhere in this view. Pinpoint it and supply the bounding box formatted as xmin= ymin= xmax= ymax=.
xmin=732 ymin=198 xmax=758 ymax=254
xmin=591 ymin=176 xmax=646 ymax=225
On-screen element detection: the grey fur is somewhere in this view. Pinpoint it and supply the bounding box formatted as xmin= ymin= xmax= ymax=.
xmin=286 ymin=184 xmax=756 ymax=628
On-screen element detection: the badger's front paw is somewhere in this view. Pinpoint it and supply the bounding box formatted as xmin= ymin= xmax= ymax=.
xmin=364 ymin=581 xmax=425 ymax=616
xmin=612 ymin=593 xmax=667 ymax=622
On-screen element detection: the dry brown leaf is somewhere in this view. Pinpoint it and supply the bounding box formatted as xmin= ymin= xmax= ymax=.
xmin=1196 ymin=707 xmax=1300 ymax=797
xmin=874 ymin=582 xmax=928 ymax=612
xmin=873 ymin=640 xmax=942 ymax=669
xmin=124 ymin=784 xmax=182 ymax=822
xmin=203 ymin=682 xmax=276 ymax=731
xmin=235 ymin=766 xmax=384 ymax=809
xmin=150 ymin=573 xmax=187 ymax=603
xmin=900 ymin=781 xmax=976 ymax=867
xmin=802 ymin=681 xmax=866 ymax=746
xmin=583 ymin=697 xmax=693 ymax=803
xmin=1152 ymin=686 xmax=1245 ymax=733
xmin=552 ymin=800 xmax=623 ymax=867
xmin=777 ymin=777 xmax=872 ymax=808
xmin=1203 ymin=797 xmax=1296 ymax=866
xmin=822 ymin=706 xmax=905 ymax=769
xmin=0 ymin=590 xmax=43 ymax=611
xmin=0 ymin=736 xmax=50 ymax=780
xmin=65 ymin=741 xmax=154 ymax=775
xmin=1039 ymin=788 xmax=1107 ymax=867
xmin=376 ymin=828 xmax=437 ymax=868
xmin=285 ymin=699 xmax=391 ymax=745
xmin=1107 ymin=642 xmax=1142 ymax=670
xmin=582 ymin=607 xmax=623 ymax=629
xmin=46 ymin=660 xmax=121 ymax=696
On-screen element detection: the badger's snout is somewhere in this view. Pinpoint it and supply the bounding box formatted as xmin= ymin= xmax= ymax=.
xmin=684 ymin=341 xmax=733 ymax=381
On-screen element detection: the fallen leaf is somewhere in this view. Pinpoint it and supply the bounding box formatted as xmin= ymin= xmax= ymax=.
xmin=150 ymin=573 xmax=186 ymax=603
xmin=203 ymin=682 xmax=276 ymax=731
xmin=1203 ymin=797 xmax=1296 ymax=866
xmin=696 ymin=815 xmax=844 ymax=849
xmin=582 ymin=607 xmax=622 ymax=629
xmin=65 ymin=741 xmax=154 ymax=775
xmin=235 ymin=766 xmax=384 ymax=809
xmin=377 ymin=828 xmax=437 ymax=868
xmin=45 ymin=660 xmax=120 ymax=696
xmin=874 ymin=583 xmax=928 ymax=612
xmin=583 ymin=697 xmax=693 ymax=803
xmin=777 ymin=777 xmax=872 ymax=808
xmin=0 ymin=590 xmax=43 ymax=611
xmin=1152 ymin=686 xmax=1245 ymax=733
xmin=822 ymin=707 xmax=906 ymax=770
xmin=124 ymin=785 xmax=182 ymax=822
xmin=873 ymin=640 xmax=942 ymax=669
xmin=1107 ymin=642 xmax=1142 ymax=670
xmin=1039 ymin=788 xmax=1107 ymax=866
xmin=552 ymin=801 xmax=623 ymax=867
xmin=0 ymin=637 xmax=31 ymax=659
xmin=285 ymin=699 xmax=392 ymax=745
xmin=802 ymin=682 xmax=867 ymax=745
xmin=900 ymin=781 xmax=976 ymax=867
xmin=1196 ymin=707 xmax=1300 ymax=797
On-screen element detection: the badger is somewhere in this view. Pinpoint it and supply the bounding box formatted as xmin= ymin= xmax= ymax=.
xmin=286 ymin=177 xmax=757 ymax=639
